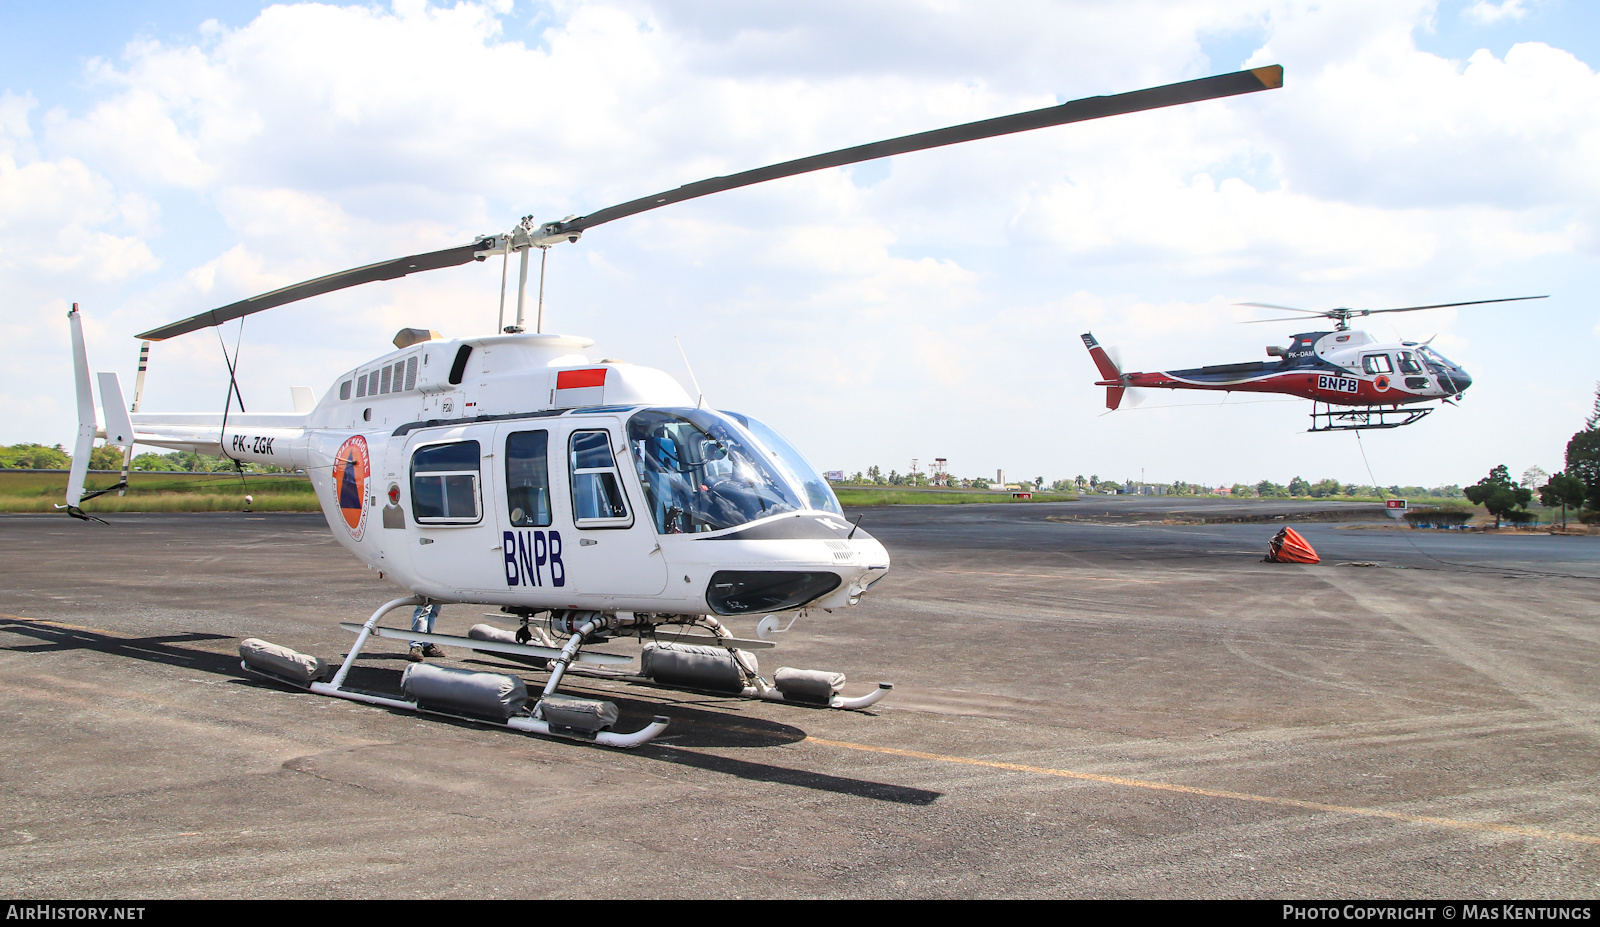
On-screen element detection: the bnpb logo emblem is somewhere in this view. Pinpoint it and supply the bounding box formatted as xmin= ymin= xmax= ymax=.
xmin=333 ymin=435 xmax=370 ymax=541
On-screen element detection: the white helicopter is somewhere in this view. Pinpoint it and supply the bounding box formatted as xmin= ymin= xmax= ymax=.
xmin=60 ymin=65 xmax=1285 ymax=747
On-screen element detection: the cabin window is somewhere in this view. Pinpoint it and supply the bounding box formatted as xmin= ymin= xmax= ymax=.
xmin=569 ymin=430 xmax=632 ymax=527
xmin=339 ymin=380 xmax=352 ymax=401
xmin=411 ymin=440 xmax=482 ymax=525
xmin=1362 ymin=354 xmax=1393 ymax=375
xmin=1397 ymin=352 xmax=1423 ymax=375
xmin=506 ymin=430 xmax=552 ymax=527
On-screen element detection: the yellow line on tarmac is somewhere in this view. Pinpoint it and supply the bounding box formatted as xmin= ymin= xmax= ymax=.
xmin=804 ymin=736 xmax=1600 ymax=846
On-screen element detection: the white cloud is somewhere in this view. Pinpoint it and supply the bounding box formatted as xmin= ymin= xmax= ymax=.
xmin=1464 ymin=0 xmax=1530 ymax=25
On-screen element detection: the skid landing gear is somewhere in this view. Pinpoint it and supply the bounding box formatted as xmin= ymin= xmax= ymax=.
xmin=1308 ymin=401 xmax=1434 ymax=432
xmin=240 ymin=600 xmax=891 ymax=748
xmin=262 ymin=596 xmax=668 ymax=748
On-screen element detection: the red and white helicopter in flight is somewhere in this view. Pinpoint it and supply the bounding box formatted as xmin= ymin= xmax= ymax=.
xmin=61 ymin=66 xmax=1284 ymax=746
xmin=1082 ymin=295 xmax=1545 ymax=431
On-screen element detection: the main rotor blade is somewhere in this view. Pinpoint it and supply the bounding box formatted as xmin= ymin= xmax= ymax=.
xmin=553 ymin=65 xmax=1284 ymax=236
xmin=1361 ymin=295 xmax=1548 ymax=316
xmin=135 ymin=241 xmax=490 ymax=341
xmin=136 ymin=65 xmax=1282 ymax=341
xmin=1235 ymin=301 xmax=1319 ymax=314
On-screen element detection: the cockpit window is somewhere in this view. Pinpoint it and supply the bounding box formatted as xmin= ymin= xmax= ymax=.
xmin=721 ymin=411 xmax=844 ymax=516
xmin=1397 ymin=351 xmax=1423 ymax=374
xmin=627 ymin=408 xmax=806 ymax=534
xmin=1419 ymin=346 xmax=1461 ymax=369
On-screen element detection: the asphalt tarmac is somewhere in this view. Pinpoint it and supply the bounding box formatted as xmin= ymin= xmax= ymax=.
xmin=2 ymin=501 xmax=1598 ymax=899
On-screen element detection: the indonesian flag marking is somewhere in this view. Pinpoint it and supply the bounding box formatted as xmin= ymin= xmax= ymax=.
xmin=555 ymin=367 xmax=607 ymax=407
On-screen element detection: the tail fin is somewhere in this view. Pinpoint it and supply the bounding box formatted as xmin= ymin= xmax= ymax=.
xmin=64 ymin=305 xmax=96 ymax=509
xmin=60 ymin=306 xmax=133 ymax=522
xmin=1081 ymin=332 xmax=1126 ymax=410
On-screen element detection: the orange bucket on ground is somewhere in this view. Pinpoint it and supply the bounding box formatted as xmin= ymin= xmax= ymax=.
xmin=1266 ymin=526 xmax=1320 ymax=563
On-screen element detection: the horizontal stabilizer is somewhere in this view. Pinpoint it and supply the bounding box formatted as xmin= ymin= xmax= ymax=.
xmin=97 ymin=373 xmax=135 ymax=447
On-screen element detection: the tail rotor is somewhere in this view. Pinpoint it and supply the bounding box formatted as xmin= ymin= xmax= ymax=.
xmin=1081 ymin=333 xmax=1133 ymax=410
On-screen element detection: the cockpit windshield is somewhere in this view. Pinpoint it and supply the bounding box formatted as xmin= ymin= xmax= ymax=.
xmin=721 ymin=411 xmax=844 ymax=516
xmin=627 ymin=408 xmax=808 ymax=534
xmin=1418 ymin=346 xmax=1461 ymax=370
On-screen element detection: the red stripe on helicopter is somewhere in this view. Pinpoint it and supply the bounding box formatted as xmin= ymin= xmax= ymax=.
xmin=556 ymin=368 xmax=607 ymax=389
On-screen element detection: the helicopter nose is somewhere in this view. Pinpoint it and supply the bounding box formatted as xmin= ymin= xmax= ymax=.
xmin=1447 ymin=370 xmax=1472 ymax=394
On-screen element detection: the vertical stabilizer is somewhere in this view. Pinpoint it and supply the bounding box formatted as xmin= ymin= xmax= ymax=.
xmin=64 ymin=306 xmax=96 ymax=508
xmin=119 ymin=341 xmax=151 ymax=494
xmin=1080 ymin=332 xmax=1127 ymax=411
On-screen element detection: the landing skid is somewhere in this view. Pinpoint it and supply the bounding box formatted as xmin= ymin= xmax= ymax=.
xmin=310 ymin=597 xmax=665 ymax=748
xmin=240 ymin=597 xmax=890 ymax=749
xmin=1309 ymin=401 xmax=1434 ymax=432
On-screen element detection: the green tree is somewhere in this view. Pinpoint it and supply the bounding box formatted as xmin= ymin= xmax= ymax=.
xmin=1287 ymin=476 xmax=1311 ymax=496
xmin=89 ymin=444 xmax=124 ymax=470
xmin=1309 ymin=478 xmax=1342 ymax=498
xmin=866 ymin=465 xmax=883 ymax=485
xmin=0 ymin=443 xmax=72 ymax=469
xmin=1567 ymin=429 xmax=1600 ymax=511
xmin=1463 ymin=464 xmax=1532 ymax=528
xmin=1539 ymin=472 xmax=1586 ymax=529
xmin=1255 ymin=480 xmax=1286 ymax=497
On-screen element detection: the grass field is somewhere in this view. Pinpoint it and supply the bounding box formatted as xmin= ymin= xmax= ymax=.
xmin=0 ymin=470 xmax=320 ymax=513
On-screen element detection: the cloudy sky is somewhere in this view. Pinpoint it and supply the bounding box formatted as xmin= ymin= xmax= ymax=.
xmin=3 ymin=0 xmax=1597 ymax=489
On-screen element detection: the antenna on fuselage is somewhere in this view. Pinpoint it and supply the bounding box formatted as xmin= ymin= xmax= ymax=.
xmin=675 ymin=336 xmax=706 ymax=408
